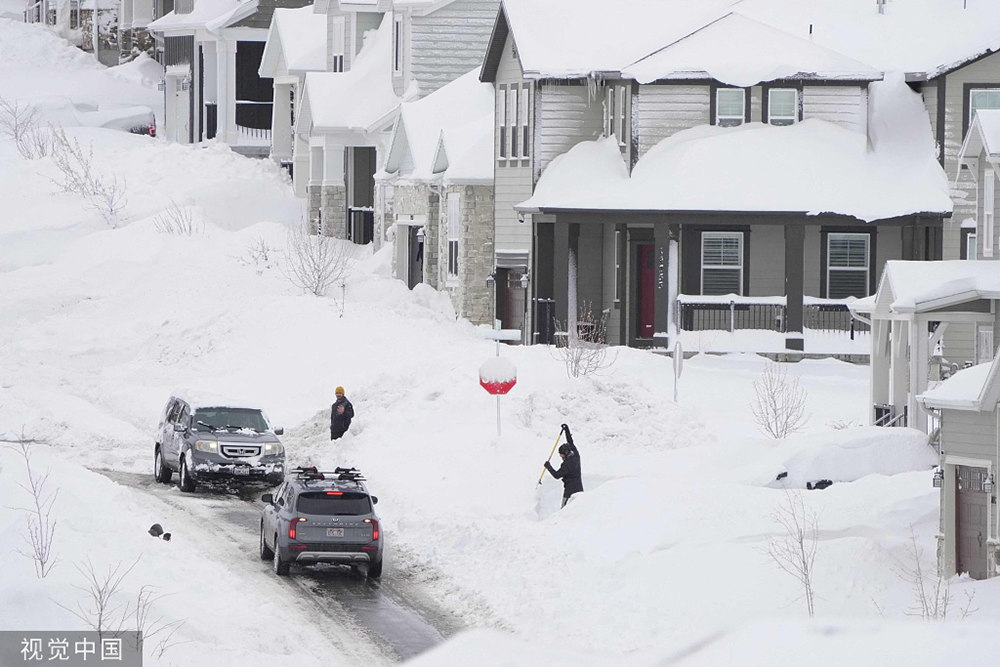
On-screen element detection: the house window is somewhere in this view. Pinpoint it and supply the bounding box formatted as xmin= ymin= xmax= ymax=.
xmin=969 ymin=89 xmax=1000 ymax=127
xmin=963 ymin=229 xmax=977 ymax=260
xmin=976 ymin=324 xmax=995 ymax=364
xmin=498 ymin=87 xmax=506 ymax=160
xmin=509 ymin=87 xmax=519 ymax=158
xmin=716 ymin=88 xmax=745 ymax=127
xmin=701 ymin=232 xmax=743 ymax=295
xmin=447 ymin=194 xmax=460 ymax=278
xmin=393 ymin=16 xmax=403 ymax=74
xmin=985 ymin=168 xmax=996 ymax=258
xmin=827 ymin=233 xmax=869 ymax=299
xmin=330 ymin=16 xmax=345 ymax=72
xmin=520 ymin=85 xmax=530 ymax=158
xmin=605 ymin=85 xmax=627 ymax=145
xmin=768 ymin=88 xmax=797 ymax=126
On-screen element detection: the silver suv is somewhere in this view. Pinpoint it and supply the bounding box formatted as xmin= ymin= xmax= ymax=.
xmin=259 ymin=467 xmax=384 ymax=578
xmin=154 ymin=392 xmax=286 ymax=492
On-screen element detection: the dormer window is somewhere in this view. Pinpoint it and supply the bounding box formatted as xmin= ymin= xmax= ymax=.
xmin=716 ymin=88 xmax=745 ymax=127
xmin=605 ymin=84 xmax=627 ymax=146
xmin=768 ymin=89 xmax=797 ymax=126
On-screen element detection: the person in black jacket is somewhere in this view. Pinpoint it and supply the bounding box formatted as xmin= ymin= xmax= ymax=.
xmin=544 ymin=424 xmax=583 ymax=507
xmin=330 ymin=386 xmax=354 ymax=440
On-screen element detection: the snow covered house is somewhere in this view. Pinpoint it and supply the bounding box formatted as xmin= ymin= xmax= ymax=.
xmin=118 ymin=0 xmax=156 ymax=61
xmin=258 ymin=5 xmax=326 ymax=194
xmin=294 ymin=0 xmax=496 ymax=246
xmin=918 ymin=347 xmax=1000 ymax=580
xmin=79 ymin=0 xmax=119 ymax=66
xmin=377 ymin=69 xmax=494 ymax=324
xmin=481 ymin=0 xmax=953 ymax=348
xmin=148 ymin=0 xmax=310 ymax=151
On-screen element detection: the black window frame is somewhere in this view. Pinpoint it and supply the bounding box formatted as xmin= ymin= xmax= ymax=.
xmin=820 ymin=227 xmax=877 ymax=299
xmin=710 ymin=84 xmax=750 ymax=127
xmin=963 ymin=83 xmax=1000 ymax=139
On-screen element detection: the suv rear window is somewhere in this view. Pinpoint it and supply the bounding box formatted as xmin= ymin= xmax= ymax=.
xmin=192 ymin=408 xmax=268 ymax=433
xmin=296 ymin=491 xmax=371 ymax=515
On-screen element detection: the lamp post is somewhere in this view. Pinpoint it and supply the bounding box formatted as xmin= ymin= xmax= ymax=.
xmin=932 ymin=467 xmax=944 ymax=488
xmin=519 ymin=271 xmax=529 ymax=345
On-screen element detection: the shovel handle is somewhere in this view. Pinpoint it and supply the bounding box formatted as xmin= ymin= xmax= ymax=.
xmin=537 ymin=429 xmax=564 ymax=485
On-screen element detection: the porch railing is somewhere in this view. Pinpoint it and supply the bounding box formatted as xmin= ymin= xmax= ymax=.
xmin=348 ymin=207 xmax=374 ymax=245
xmin=676 ymin=295 xmax=870 ymax=336
xmin=874 ymin=404 xmax=907 ymax=428
xmin=235 ymin=101 xmax=272 ymax=141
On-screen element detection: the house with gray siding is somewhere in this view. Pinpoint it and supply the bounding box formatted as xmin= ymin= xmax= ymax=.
xmin=480 ymin=1 xmax=952 ymax=348
xmin=149 ymin=0 xmax=310 ymax=152
xmin=918 ymin=344 xmax=1000 ymax=580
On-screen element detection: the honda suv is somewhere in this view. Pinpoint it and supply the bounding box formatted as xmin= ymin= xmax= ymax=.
xmin=259 ymin=467 xmax=384 ymax=578
xmin=154 ymin=392 xmax=286 ymax=492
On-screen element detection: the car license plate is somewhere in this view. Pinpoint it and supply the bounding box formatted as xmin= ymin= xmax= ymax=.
xmin=232 ymin=467 xmax=249 ymax=476
xmin=326 ymin=528 xmax=344 ymax=538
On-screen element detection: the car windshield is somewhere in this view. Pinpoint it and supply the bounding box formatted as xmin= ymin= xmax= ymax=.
xmin=191 ymin=408 xmax=268 ymax=433
xmin=296 ymin=492 xmax=371 ymax=516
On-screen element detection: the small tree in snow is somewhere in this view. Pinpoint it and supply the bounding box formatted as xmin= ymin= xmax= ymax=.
xmin=281 ymin=223 xmax=355 ymax=297
xmin=2 ymin=436 xmax=59 ymax=578
xmin=552 ymin=302 xmax=618 ymax=378
xmin=765 ymin=490 xmax=819 ymax=618
xmin=0 ymin=97 xmax=49 ymax=160
xmin=751 ymin=361 xmax=809 ymax=439
xmin=893 ymin=527 xmax=977 ymax=620
xmin=49 ymin=126 xmax=128 ymax=228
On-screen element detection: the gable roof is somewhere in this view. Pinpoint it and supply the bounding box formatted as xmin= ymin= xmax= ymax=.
xmin=623 ymin=12 xmax=880 ymax=86
xmin=957 ymin=109 xmax=1000 ymax=172
xmin=918 ymin=349 xmax=1000 ymax=412
xmin=259 ymin=5 xmax=327 ymax=77
xmin=148 ymin=0 xmax=242 ymax=32
xmin=877 ymin=260 xmax=1000 ymax=314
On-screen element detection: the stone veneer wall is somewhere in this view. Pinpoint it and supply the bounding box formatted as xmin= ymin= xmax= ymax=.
xmin=306 ymin=185 xmax=321 ymax=234
xmin=119 ymin=27 xmax=154 ymax=63
xmin=450 ymin=184 xmax=494 ymax=326
xmin=319 ymin=185 xmax=346 ymax=239
xmin=392 ymin=184 xmax=438 ymax=286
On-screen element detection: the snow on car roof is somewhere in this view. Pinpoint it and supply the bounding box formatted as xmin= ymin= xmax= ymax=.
xmin=170 ymin=389 xmax=264 ymax=412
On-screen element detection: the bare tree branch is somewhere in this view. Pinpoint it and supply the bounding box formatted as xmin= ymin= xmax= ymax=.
xmin=751 ymin=361 xmax=810 ymax=439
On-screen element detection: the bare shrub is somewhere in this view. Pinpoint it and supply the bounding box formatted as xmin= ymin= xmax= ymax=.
xmin=237 ymin=235 xmax=277 ymax=275
xmin=764 ymin=490 xmax=819 ymax=618
xmin=153 ymin=201 xmax=199 ymax=236
xmin=552 ymin=302 xmax=618 ymax=378
xmin=50 ymin=126 xmax=128 ymax=228
xmin=827 ymin=419 xmax=860 ymax=431
xmin=0 ymin=97 xmax=49 ymax=159
xmin=281 ymin=223 xmax=355 ymax=296
xmin=893 ymin=527 xmax=977 ymax=620
xmin=4 ymin=439 xmax=59 ymax=578
xmin=751 ymin=361 xmax=809 ymax=439
xmin=132 ymin=585 xmax=187 ymax=658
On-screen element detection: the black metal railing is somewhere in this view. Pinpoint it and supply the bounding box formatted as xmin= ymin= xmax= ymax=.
xmin=677 ymin=297 xmax=871 ymax=336
xmin=348 ymin=207 xmax=374 ymax=245
xmin=235 ymin=101 xmax=272 ymax=140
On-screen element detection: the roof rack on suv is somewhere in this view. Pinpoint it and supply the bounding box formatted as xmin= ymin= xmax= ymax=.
xmin=291 ymin=466 xmax=366 ymax=483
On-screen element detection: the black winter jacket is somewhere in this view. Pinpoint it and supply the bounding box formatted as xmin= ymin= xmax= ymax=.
xmin=545 ymin=452 xmax=583 ymax=498
xmin=330 ymin=397 xmax=354 ymax=439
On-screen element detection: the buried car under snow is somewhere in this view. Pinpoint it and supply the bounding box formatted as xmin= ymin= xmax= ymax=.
xmin=154 ymin=392 xmax=285 ymax=491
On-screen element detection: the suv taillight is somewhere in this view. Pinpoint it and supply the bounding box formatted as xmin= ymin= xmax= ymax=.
xmin=289 ymin=517 xmax=305 ymax=540
xmin=367 ymin=519 xmax=379 ymax=541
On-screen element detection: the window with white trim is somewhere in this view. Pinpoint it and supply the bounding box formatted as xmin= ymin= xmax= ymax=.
xmin=985 ymin=168 xmax=996 ymax=258
xmin=509 ymin=87 xmax=519 ymax=158
xmin=498 ymin=87 xmax=506 ymax=160
xmin=392 ymin=16 xmax=403 ymax=74
xmin=768 ymin=88 xmax=797 ymax=126
xmin=605 ymin=84 xmax=627 ymax=145
xmin=827 ymin=233 xmax=869 ymax=299
xmin=969 ymin=89 xmax=1000 ymax=127
xmin=330 ymin=16 xmax=345 ymax=72
xmin=976 ymin=324 xmax=994 ymax=364
xmin=701 ymin=232 xmax=743 ymax=295
xmin=716 ymin=88 xmax=745 ymax=127
xmin=966 ymin=231 xmax=978 ymax=260
xmin=520 ymin=85 xmax=529 ymax=158
xmin=447 ymin=194 xmax=460 ymax=278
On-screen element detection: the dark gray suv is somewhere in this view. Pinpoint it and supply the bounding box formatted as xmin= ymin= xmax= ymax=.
xmin=154 ymin=392 xmax=286 ymax=492
xmin=259 ymin=467 xmax=384 ymax=578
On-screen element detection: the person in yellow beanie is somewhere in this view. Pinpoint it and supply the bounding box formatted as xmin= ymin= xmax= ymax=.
xmin=330 ymin=386 xmax=354 ymax=440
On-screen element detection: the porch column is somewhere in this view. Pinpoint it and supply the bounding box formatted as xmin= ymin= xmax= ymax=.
xmin=216 ymin=39 xmax=235 ymax=143
xmin=554 ymin=222 xmax=568 ymax=326
xmin=321 ymin=142 xmax=346 ymax=240
xmin=869 ymin=318 xmax=891 ymax=424
xmin=271 ymin=83 xmax=293 ymax=162
xmin=534 ymin=221 xmax=555 ymax=344
xmin=567 ymin=222 xmax=580 ymax=342
xmin=994 ymin=303 xmax=1000 ymax=356
xmin=941 ymin=461 xmax=957 ymax=577
xmin=654 ymin=222 xmax=670 ymax=347
xmin=889 ymin=318 xmax=909 ymax=418
xmin=908 ymin=316 xmax=930 ymax=432
xmin=784 ymin=225 xmax=805 ymax=351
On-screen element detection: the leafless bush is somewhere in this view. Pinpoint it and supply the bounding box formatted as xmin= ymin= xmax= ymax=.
xmin=153 ymin=201 xmax=199 ymax=235
xmin=0 ymin=97 xmax=50 ymax=159
xmin=56 ymin=559 xmax=139 ymax=639
xmin=827 ymin=419 xmax=861 ymax=431
xmin=281 ymin=223 xmax=355 ymax=296
xmin=893 ymin=527 xmax=977 ymax=620
xmin=551 ymin=303 xmax=618 ymax=378
xmin=5 ymin=439 xmax=59 ymax=578
xmin=237 ymin=235 xmax=277 ymax=275
xmin=50 ymin=126 xmax=128 ymax=228
xmin=132 ymin=585 xmax=187 ymax=659
xmin=764 ymin=490 xmax=818 ymax=617
xmin=751 ymin=361 xmax=809 ymax=439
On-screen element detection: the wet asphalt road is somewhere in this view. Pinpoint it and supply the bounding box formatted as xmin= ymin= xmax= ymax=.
xmin=95 ymin=469 xmax=462 ymax=663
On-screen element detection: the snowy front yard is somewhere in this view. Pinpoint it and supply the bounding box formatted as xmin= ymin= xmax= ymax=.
xmin=0 ymin=17 xmax=995 ymax=667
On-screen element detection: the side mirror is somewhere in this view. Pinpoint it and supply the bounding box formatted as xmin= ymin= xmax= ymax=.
xmin=274 ymin=427 xmax=284 ymax=436
xmin=173 ymin=423 xmax=185 ymax=432
xmin=261 ymin=493 xmax=274 ymax=504
xmin=371 ymin=496 xmax=378 ymax=505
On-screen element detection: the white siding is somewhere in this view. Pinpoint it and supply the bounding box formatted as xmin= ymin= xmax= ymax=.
xmin=874 ymin=226 xmax=903 ymax=287
xmin=748 ymin=225 xmax=784 ymax=296
xmin=942 ymin=409 xmax=997 ymax=464
xmin=350 ymin=12 xmax=382 ymax=71
xmin=636 ymin=84 xmax=710 ymax=158
xmin=750 ymin=85 xmax=763 ymax=123
xmin=409 ymin=0 xmax=498 ymax=96
xmin=536 ymin=83 xmax=604 ymax=176
xmin=494 ymin=31 xmax=532 ymax=254
xmin=921 ymin=81 xmax=939 ymax=157
xmin=945 ymin=323 xmax=978 ymax=366
xmin=801 ymin=85 xmax=866 ymax=132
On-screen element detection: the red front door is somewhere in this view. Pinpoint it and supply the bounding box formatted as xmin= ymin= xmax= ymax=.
xmin=637 ymin=244 xmax=654 ymax=339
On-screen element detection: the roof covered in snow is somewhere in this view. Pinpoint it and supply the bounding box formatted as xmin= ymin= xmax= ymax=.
xmin=299 ymin=13 xmax=403 ymax=133
xmin=148 ymin=0 xmax=244 ymax=32
xmin=487 ymin=0 xmax=1000 ymax=84
xmin=958 ymin=108 xmax=1000 ymax=167
xmin=918 ymin=354 xmax=1000 ymax=412
xmin=878 ymin=260 xmax=1000 ymax=313
xmin=380 ymin=69 xmax=494 ymax=184
xmin=260 ymin=6 xmax=327 ymax=77
xmin=519 ymin=74 xmax=951 ymax=222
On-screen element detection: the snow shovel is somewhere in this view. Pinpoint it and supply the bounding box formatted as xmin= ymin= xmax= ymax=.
xmin=536 ymin=424 xmax=567 ymax=486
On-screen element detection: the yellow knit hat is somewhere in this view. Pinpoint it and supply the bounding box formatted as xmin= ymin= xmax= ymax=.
xmin=336 ymin=386 xmax=345 ymax=395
